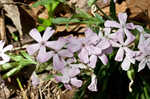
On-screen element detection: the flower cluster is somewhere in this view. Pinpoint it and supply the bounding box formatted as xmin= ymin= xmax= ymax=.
xmin=26 ymin=12 xmax=150 ymax=91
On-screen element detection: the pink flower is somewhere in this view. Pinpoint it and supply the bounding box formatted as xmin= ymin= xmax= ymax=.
xmin=121 ymin=48 xmax=139 ymax=71
xmin=26 ymin=27 xmax=55 ymax=63
xmin=0 ymin=41 xmax=13 ymax=65
xmin=88 ymin=74 xmax=98 ymax=92
xmin=47 ymin=38 xmax=73 ymax=70
xmin=105 ymin=13 xmax=135 ymax=45
xmin=87 ymin=28 xmax=114 ymax=67
xmin=31 ymin=72 xmax=40 ymax=87
xmin=67 ymin=28 xmax=101 ymax=65
xmin=55 ymin=62 xmax=83 ymax=89
xmin=136 ymin=34 xmax=150 ymax=72
xmin=54 ymin=58 xmax=86 ymax=90
xmin=107 ymin=19 xmax=136 ymax=62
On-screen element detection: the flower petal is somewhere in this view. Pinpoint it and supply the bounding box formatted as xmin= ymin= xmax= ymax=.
xmin=58 ymin=49 xmax=73 ymax=57
xmin=110 ymin=40 xmax=121 ymax=47
xmin=78 ymin=48 xmax=89 ymax=63
xmin=116 ymin=29 xmax=124 ymax=44
xmin=67 ymin=39 xmax=82 ymax=52
xmin=42 ymin=27 xmax=55 ymax=41
xmin=88 ymin=55 xmax=97 ymax=68
xmin=104 ymin=20 xmax=120 ymax=28
xmin=138 ymin=33 xmax=145 ymax=50
xmin=64 ymin=84 xmax=72 ymax=90
xmin=70 ymin=78 xmax=82 ymax=88
xmin=0 ymin=54 xmax=10 ymax=65
xmin=36 ymin=46 xmax=53 ymax=63
xmin=70 ymin=63 xmax=87 ymax=69
xmin=103 ymin=46 xmax=113 ymax=54
xmin=66 ymin=58 xmax=77 ymax=64
xmin=121 ymin=56 xmax=131 ymax=71
xmin=68 ymin=67 xmax=80 ymax=77
xmin=126 ymin=23 xmax=135 ymax=29
xmin=31 ymin=72 xmax=40 ymax=87
xmin=0 ymin=41 xmax=5 ymax=50
xmin=29 ymin=28 xmax=42 ymax=42
xmin=104 ymin=28 xmax=111 ymax=36
xmin=85 ymin=28 xmax=95 ymax=38
xmin=135 ymin=25 xmax=144 ymax=32
xmin=115 ymin=47 xmax=124 ymax=61
xmin=60 ymin=74 xmax=70 ymax=83
xmin=3 ymin=45 xmax=13 ymax=52
xmin=147 ymin=61 xmax=150 ymax=70
xmin=124 ymin=29 xmax=135 ymax=45
xmin=46 ymin=40 xmax=65 ymax=51
xmin=97 ymin=38 xmax=110 ymax=50
xmin=87 ymin=45 xmax=102 ymax=55
xmin=88 ymin=74 xmax=98 ymax=92
xmin=53 ymin=54 xmax=65 ymax=70
xmin=138 ymin=59 xmax=146 ymax=72
xmin=26 ymin=44 xmax=40 ymax=55
xmin=85 ymin=28 xmax=99 ymax=44
xmin=118 ymin=13 xmax=127 ymax=26
xmin=98 ymin=54 xmax=108 ymax=65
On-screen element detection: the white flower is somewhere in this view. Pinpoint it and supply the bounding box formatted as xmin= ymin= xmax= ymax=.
xmin=0 ymin=41 xmax=13 ymax=65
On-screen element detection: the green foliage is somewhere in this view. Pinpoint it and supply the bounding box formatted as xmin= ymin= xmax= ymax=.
xmin=32 ymin=0 xmax=66 ymax=32
xmin=1 ymin=51 xmax=37 ymax=79
xmin=88 ymin=0 xmax=97 ymax=6
xmin=32 ymin=0 xmax=65 ymax=8
xmin=35 ymin=62 xmax=53 ymax=73
xmin=52 ymin=17 xmax=80 ymax=24
xmin=72 ymin=10 xmax=104 ymax=27
xmin=11 ymin=33 xmax=19 ymax=41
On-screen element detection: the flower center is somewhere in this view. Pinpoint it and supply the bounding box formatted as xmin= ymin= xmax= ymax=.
xmin=40 ymin=41 xmax=46 ymax=46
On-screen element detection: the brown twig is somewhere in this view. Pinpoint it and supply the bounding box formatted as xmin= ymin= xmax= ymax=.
xmin=0 ymin=10 xmax=6 ymax=41
xmin=0 ymin=2 xmax=29 ymax=7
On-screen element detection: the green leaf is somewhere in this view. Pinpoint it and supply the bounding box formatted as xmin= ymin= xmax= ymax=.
xmin=11 ymin=33 xmax=19 ymax=41
xmin=44 ymin=74 xmax=54 ymax=80
xmin=141 ymin=93 xmax=146 ymax=99
xmin=95 ymin=13 xmax=104 ymax=23
xmin=19 ymin=59 xmax=35 ymax=66
xmin=43 ymin=19 xmax=52 ymax=26
xmin=1 ymin=62 xmax=17 ymax=71
xmin=127 ymin=69 xmax=134 ymax=80
xmin=32 ymin=0 xmax=53 ymax=8
xmin=2 ymin=65 xmax=23 ymax=79
xmin=37 ymin=26 xmax=46 ymax=32
xmin=73 ymin=9 xmax=92 ymax=19
xmin=88 ymin=0 xmax=97 ymax=6
xmin=144 ymin=87 xmax=150 ymax=99
xmin=20 ymin=51 xmax=36 ymax=63
xmin=10 ymin=55 xmax=24 ymax=61
xmin=52 ymin=17 xmax=80 ymax=24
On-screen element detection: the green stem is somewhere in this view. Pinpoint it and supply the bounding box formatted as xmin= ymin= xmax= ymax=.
xmin=95 ymin=4 xmax=113 ymax=20
xmin=109 ymin=0 xmax=116 ymax=19
xmin=16 ymin=77 xmax=27 ymax=99
xmin=16 ymin=77 xmax=24 ymax=91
